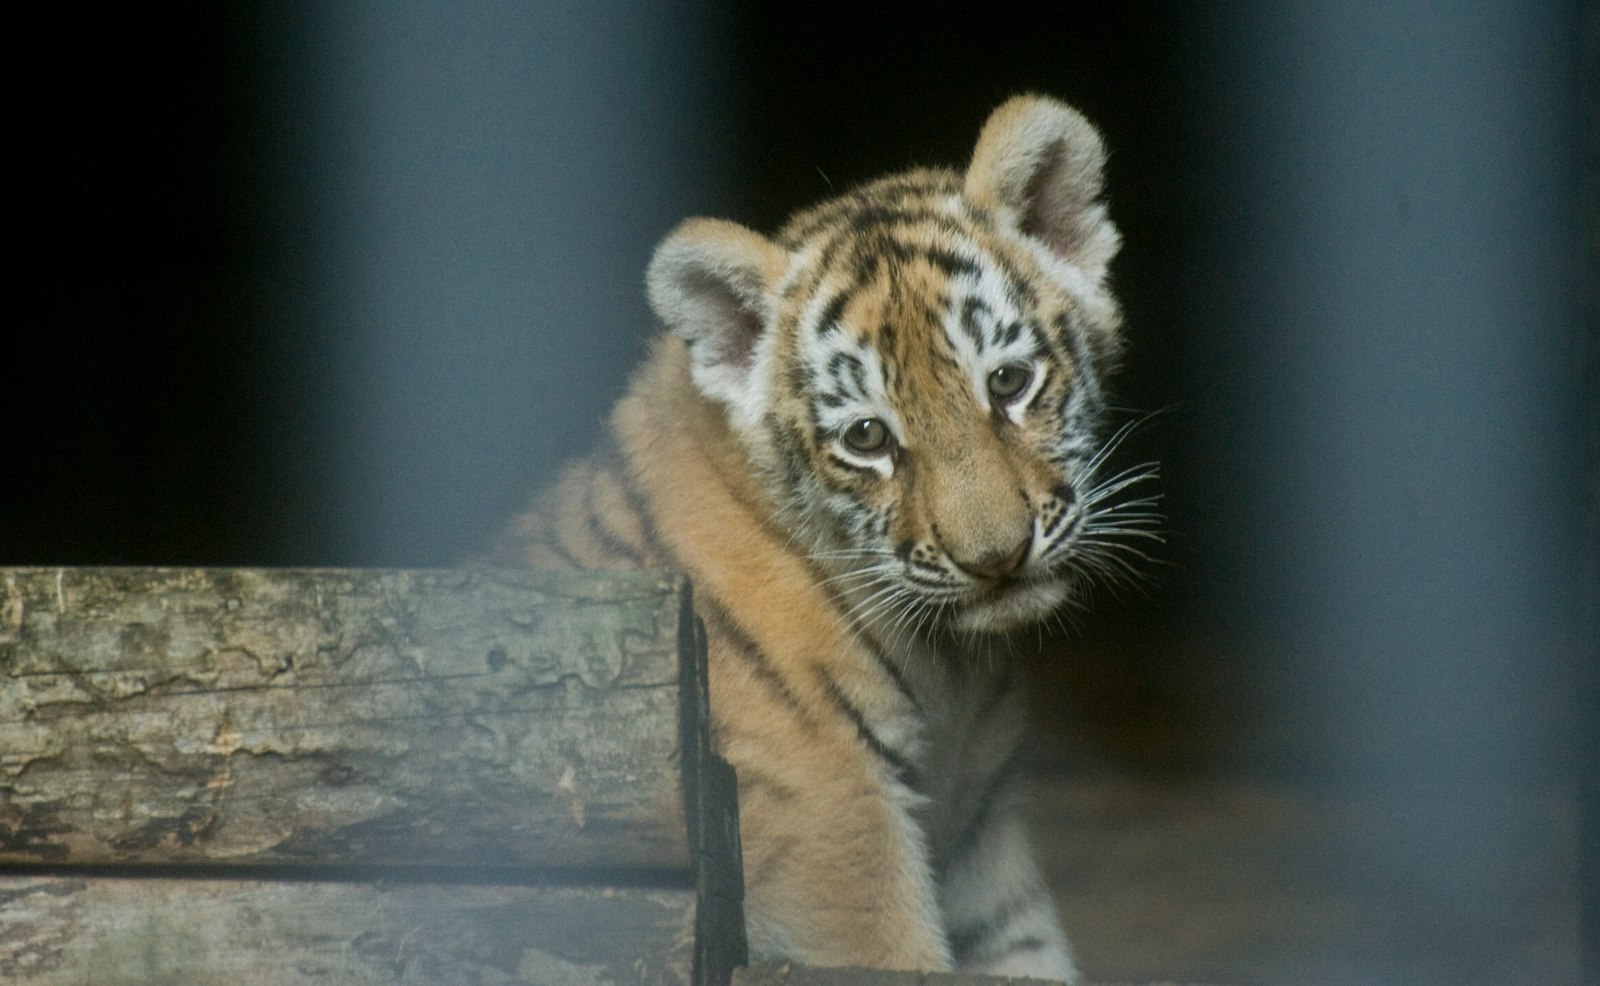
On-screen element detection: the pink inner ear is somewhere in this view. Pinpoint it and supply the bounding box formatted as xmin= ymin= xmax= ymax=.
xmin=683 ymin=269 xmax=762 ymax=371
xmin=1018 ymin=142 xmax=1089 ymax=260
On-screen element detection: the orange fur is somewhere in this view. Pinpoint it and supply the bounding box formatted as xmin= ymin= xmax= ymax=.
xmin=484 ymin=96 xmax=1139 ymax=982
xmin=615 ymin=342 xmax=947 ymax=964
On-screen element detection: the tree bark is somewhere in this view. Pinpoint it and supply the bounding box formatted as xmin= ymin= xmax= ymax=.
xmin=0 ymin=567 xmax=693 ymax=871
xmin=0 ymin=874 xmax=696 ymax=985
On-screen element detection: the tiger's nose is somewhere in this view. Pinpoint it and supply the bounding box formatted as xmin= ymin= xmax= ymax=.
xmin=959 ymin=536 xmax=1030 ymax=580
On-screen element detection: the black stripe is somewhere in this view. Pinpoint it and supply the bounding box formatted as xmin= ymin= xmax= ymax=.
xmin=583 ymin=484 xmax=645 ymax=565
xmin=928 ymin=335 xmax=967 ymax=378
xmin=995 ymin=936 xmax=1047 ymax=958
xmin=790 ymin=359 xmax=812 ymax=397
xmin=815 ymin=289 xmax=850 ymax=336
xmin=808 ymin=207 xmax=964 ymax=271
xmin=855 ymin=632 xmax=922 ymax=716
xmin=1053 ymin=311 xmax=1102 ymax=402
xmin=1053 ymin=311 xmax=1088 ymax=370
xmin=920 ymin=244 xmax=980 ymax=279
xmin=544 ymin=531 xmax=584 ymax=569
xmin=849 ymin=206 xmax=954 ymax=235
xmin=878 ymin=319 xmax=897 ymax=354
xmin=808 ymin=263 xmax=871 ymax=351
xmin=811 ymin=232 xmax=849 ymax=284
xmin=972 ymin=666 xmax=1022 ymax=725
xmin=782 ymin=179 xmax=958 ymax=242
xmin=937 ymin=741 xmax=1026 ymax=877
xmin=744 ymin=833 xmax=799 ymax=886
xmin=818 ymin=669 xmax=917 ymax=786
xmin=961 ymin=297 xmax=991 ymax=349
xmin=729 ymin=764 xmax=800 ymax=803
xmin=896 ymin=287 xmax=942 ymax=330
xmin=958 ymin=199 xmax=999 ymax=232
xmin=594 ymin=435 xmax=668 ymax=562
xmin=769 ymin=417 xmax=813 ymax=497
xmin=956 ymin=934 xmax=1047 ymax=967
xmin=800 ymin=553 xmax=928 ymax=717
xmin=879 ymin=237 xmax=979 ymax=280
xmin=1053 ymin=384 xmax=1078 ymax=425
xmin=946 ymin=886 xmax=1052 ymax=965
xmin=991 ymin=252 xmax=1038 ymax=309
xmin=825 ymin=351 xmax=868 ymax=399
xmin=1042 ymin=503 xmax=1072 ymax=541
xmin=1045 ymin=484 xmax=1077 ymax=537
xmin=814 ymin=587 xmax=925 ymax=718
xmin=699 ymin=602 xmax=812 ymax=724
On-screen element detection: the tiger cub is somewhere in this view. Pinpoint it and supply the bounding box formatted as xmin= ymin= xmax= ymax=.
xmin=484 ymin=95 xmax=1152 ymax=981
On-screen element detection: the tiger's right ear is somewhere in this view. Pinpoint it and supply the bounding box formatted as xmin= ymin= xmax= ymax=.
xmin=647 ymin=218 xmax=788 ymax=411
xmin=965 ymin=95 xmax=1120 ymax=283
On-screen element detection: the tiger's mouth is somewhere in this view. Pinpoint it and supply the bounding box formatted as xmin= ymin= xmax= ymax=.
xmin=951 ymin=573 xmax=1071 ymax=633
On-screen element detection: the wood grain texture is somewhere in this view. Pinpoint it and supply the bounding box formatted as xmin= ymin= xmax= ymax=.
xmin=0 ymin=567 xmax=691 ymax=870
xmin=734 ymin=964 xmax=1206 ymax=986
xmin=0 ymin=874 xmax=696 ymax=985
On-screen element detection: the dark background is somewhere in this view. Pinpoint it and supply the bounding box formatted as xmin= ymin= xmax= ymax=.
xmin=8 ymin=4 xmax=1196 ymax=569
xmin=7 ymin=4 xmax=1597 ymax=983
xmin=7 ymin=3 xmax=1216 ymax=766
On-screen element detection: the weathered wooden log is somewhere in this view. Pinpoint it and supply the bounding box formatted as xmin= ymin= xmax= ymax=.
xmin=0 ymin=567 xmax=702 ymax=871
xmin=0 ymin=874 xmax=698 ymax=985
xmin=0 ymin=566 xmax=749 ymax=985
xmin=733 ymin=965 xmax=1191 ymax=986
xmin=734 ymin=966 xmax=1047 ymax=986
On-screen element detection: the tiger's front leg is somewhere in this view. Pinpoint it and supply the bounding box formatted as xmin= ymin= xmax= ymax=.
xmin=733 ymin=749 xmax=952 ymax=971
xmin=938 ymin=784 xmax=1077 ymax=982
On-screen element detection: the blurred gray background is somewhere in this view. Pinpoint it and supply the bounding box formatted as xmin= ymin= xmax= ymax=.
xmin=7 ymin=3 xmax=1595 ymax=984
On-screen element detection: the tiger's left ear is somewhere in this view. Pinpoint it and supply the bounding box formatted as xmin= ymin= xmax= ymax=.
xmin=647 ymin=218 xmax=788 ymax=415
xmin=965 ymin=95 xmax=1121 ymax=282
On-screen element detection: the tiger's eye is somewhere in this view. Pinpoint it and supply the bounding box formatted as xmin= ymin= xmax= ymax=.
xmin=842 ymin=418 xmax=890 ymax=455
xmin=987 ymin=363 xmax=1033 ymax=401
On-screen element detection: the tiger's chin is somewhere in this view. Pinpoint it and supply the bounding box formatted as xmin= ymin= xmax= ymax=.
xmin=950 ymin=578 xmax=1071 ymax=634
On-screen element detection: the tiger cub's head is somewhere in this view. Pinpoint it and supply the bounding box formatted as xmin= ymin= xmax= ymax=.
xmin=647 ymin=96 xmax=1155 ymax=635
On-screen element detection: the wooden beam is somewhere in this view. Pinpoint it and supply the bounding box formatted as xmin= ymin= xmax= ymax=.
xmin=0 ymin=567 xmax=694 ymax=871
xmin=0 ymin=874 xmax=696 ymax=985
xmin=734 ymin=964 xmax=1205 ymax=985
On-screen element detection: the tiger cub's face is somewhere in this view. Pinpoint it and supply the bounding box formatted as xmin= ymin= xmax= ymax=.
xmin=648 ymin=96 xmax=1153 ymax=635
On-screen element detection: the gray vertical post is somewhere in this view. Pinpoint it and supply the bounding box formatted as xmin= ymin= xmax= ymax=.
xmin=1581 ymin=7 xmax=1598 ymax=983
xmin=1194 ymin=3 xmax=1590 ymax=982
xmin=267 ymin=0 xmax=731 ymax=564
